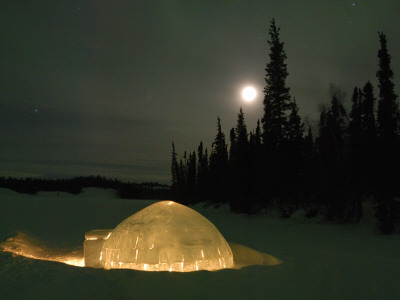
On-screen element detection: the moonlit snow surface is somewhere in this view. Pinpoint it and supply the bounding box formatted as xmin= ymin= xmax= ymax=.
xmin=100 ymin=201 xmax=233 ymax=271
xmin=1 ymin=188 xmax=400 ymax=299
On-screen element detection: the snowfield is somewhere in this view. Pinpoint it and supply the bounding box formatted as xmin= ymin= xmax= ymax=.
xmin=1 ymin=188 xmax=400 ymax=299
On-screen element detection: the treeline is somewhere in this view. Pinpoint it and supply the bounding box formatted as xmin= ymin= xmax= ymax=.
xmin=171 ymin=19 xmax=400 ymax=233
xmin=0 ymin=176 xmax=171 ymax=200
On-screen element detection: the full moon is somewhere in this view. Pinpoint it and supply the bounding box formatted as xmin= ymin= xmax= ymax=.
xmin=241 ymin=86 xmax=257 ymax=102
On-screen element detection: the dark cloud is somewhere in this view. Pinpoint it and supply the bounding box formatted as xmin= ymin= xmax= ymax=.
xmin=1 ymin=1 xmax=399 ymax=183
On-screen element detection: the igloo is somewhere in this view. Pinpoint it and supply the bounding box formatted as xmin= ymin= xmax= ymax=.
xmin=84 ymin=201 xmax=234 ymax=272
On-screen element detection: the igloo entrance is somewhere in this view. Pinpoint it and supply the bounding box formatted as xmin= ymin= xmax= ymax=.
xmin=84 ymin=201 xmax=234 ymax=272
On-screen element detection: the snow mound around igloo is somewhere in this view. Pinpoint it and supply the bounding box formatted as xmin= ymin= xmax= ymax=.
xmin=100 ymin=201 xmax=234 ymax=272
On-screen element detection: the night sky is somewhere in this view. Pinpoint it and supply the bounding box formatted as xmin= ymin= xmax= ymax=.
xmin=1 ymin=1 xmax=399 ymax=183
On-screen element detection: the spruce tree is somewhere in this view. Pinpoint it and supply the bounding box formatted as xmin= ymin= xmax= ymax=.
xmin=229 ymin=127 xmax=236 ymax=162
xmin=262 ymin=18 xmax=291 ymax=147
xmin=230 ymin=108 xmax=251 ymax=213
xmin=171 ymin=142 xmax=182 ymax=200
xmin=178 ymin=157 xmax=185 ymax=201
xmin=361 ymin=81 xmax=376 ymax=138
xmin=317 ymin=87 xmax=348 ymax=220
xmin=286 ymin=98 xmax=304 ymax=142
xmin=280 ymin=98 xmax=304 ymax=217
xmin=171 ymin=142 xmax=179 ymax=188
xmin=348 ymin=87 xmax=363 ymax=221
xmin=261 ymin=18 xmax=292 ymax=207
xmin=254 ymin=119 xmax=262 ymax=147
xmin=209 ymin=117 xmax=229 ymax=203
xmin=210 ymin=117 xmax=228 ymax=167
xmin=360 ymin=81 xmax=377 ymax=196
xmin=348 ymin=87 xmax=363 ymax=184
xmin=186 ymin=151 xmax=197 ymax=202
xmin=249 ymin=119 xmax=263 ymax=208
xmin=375 ymin=32 xmax=399 ymax=233
xmin=377 ymin=33 xmax=398 ymax=139
xmin=303 ymin=126 xmax=317 ymax=209
xmin=234 ymin=108 xmax=249 ymax=173
xmin=349 ymin=87 xmax=362 ymax=146
xmin=197 ymin=141 xmax=209 ymax=200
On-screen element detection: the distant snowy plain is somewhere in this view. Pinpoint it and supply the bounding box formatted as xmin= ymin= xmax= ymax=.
xmin=1 ymin=188 xmax=400 ymax=299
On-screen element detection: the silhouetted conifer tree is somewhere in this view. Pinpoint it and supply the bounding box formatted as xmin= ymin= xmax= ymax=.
xmin=171 ymin=142 xmax=180 ymax=198
xmin=249 ymin=119 xmax=264 ymax=209
xmin=377 ymin=33 xmax=399 ymax=139
xmin=375 ymin=32 xmax=399 ymax=233
xmin=317 ymin=86 xmax=348 ymax=220
xmin=178 ymin=156 xmax=186 ymax=199
xmin=302 ymin=126 xmax=318 ymax=213
xmin=262 ymin=18 xmax=291 ymax=147
xmin=348 ymin=87 xmax=364 ymax=221
xmin=359 ymin=81 xmax=377 ymax=196
xmin=261 ymin=19 xmax=292 ymax=206
xmin=229 ymin=108 xmax=252 ymax=213
xmin=277 ymin=98 xmax=305 ymax=217
xmin=361 ymin=82 xmax=377 ymax=138
xmin=349 ymin=87 xmax=362 ymax=144
xmin=286 ymin=99 xmax=304 ymax=142
xmin=254 ymin=119 xmax=262 ymax=146
xmin=229 ymin=127 xmax=236 ymax=161
xmin=171 ymin=142 xmax=178 ymax=184
xmin=185 ymin=151 xmax=197 ymax=202
xmin=209 ymin=117 xmax=229 ymax=203
xmin=197 ymin=142 xmax=209 ymax=201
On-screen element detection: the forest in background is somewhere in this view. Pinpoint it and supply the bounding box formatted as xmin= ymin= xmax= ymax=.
xmin=0 ymin=176 xmax=170 ymax=200
xmin=171 ymin=19 xmax=400 ymax=234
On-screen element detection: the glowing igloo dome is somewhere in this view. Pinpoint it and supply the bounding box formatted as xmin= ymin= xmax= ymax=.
xmin=100 ymin=201 xmax=233 ymax=272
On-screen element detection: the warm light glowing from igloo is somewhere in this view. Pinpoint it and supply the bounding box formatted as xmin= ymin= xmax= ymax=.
xmin=94 ymin=201 xmax=234 ymax=272
xmin=0 ymin=232 xmax=85 ymax=267
xmin=1 ymin=202 xmax=281 ymax=270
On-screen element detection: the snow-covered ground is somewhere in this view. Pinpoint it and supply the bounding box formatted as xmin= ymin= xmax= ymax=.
xmin=1 ymin=188 xmax=399 ymax=299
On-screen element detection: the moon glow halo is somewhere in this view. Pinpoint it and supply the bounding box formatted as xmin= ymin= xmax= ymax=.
xmin=241 ymin=86 xmax=257 ymax=102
